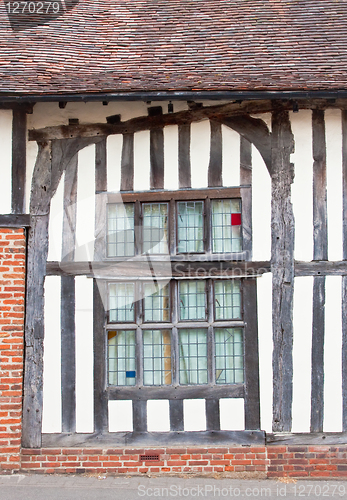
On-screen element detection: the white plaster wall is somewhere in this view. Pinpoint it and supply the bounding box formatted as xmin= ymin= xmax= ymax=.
xmin=75 ymin=144 xmax=95 ymax=261
xmin=183 ymin=399 xmax=206 ymax=431
xmin=292 ymin=276 xmax=313 ymax=433
xmin=147 ymin=400 xmax=170 ymax=432
xmin=252 ymin=145 xmax=271 ymax=261
xmin=222 ymin=125 xmax=240 ymax=187
xmin=75 ymin=276 xmax=94 ymax=433
xmin=107 ymin=135 xmax=122 ymax=193
xmin=190 ymin=120 xmax=210 ymax=189
xmin=324 ymin=275 xmax=343 ymax=432
xmin=164 ymin=125 xmax=179 ymax=191
xmin=108 ymin=400 xmax=133 ymax=432
xmin=219 ymin=399 xmax=245 ymax=431
xmin=257 ymin=273 xmax=273 ymax=433
xmin=42 ymin=276 xmax=62 ymax=433
xmin=0 ymin=110 xmax=12 ymax=214
xmin=326 ymin=109 xmax=343 ymax=262
xmin=134 ymin=130 xmax=150 ymax=191
xmin=291 ymin=110 xmax=314 ymax=262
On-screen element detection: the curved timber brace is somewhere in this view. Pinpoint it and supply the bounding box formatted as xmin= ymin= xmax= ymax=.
xmin=22 ymin=136 xmax=104 ymax=448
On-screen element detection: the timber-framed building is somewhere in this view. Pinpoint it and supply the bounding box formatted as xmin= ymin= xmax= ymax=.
xmin=1 ymin=0 xmax=347 ymax=477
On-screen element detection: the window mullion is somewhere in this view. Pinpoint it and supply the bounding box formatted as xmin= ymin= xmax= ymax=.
xmin=171 ymin=326 xmax=179 ymax=385
xmin=207 ymin=325 xmax=214 ymax=385
xmin=134 ymin=200 xmax=141 ymax=256
xmin=169 ymin=198 xmax=176 ymax=255
xmin=136 ymin=282 xmax=142 ymax=324
xmin=205 ymin=197 xmax=211 ymax=254
xmin=136 ymin=326 xmax=143 ymax=387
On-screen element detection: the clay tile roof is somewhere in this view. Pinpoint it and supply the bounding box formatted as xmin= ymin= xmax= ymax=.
xmin=1 ymin=0 xmax=347 ymax=96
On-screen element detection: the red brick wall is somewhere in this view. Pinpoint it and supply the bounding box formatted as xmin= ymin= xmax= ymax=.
xmin=0 ymin=228 xmax=26 ymax=472
xmin=19 ymin=445 xmax=347 ymax=477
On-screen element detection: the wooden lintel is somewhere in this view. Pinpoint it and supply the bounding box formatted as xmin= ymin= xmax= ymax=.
xmin=0 ymin=214 xmax=31 ymax=228
xmin=267 ymin=432 xmax=347 ymax=446
xmin=42 ymin=430 xmax=265 ymax=448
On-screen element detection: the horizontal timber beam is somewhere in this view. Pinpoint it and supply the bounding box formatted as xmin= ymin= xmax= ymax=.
xmin=266 ymin=432 xmax=347 ymax=446
xmin=42 ymin=430 xmax=265 ymax=448
xmin=0 ymin=214 xmax=31 ymax=228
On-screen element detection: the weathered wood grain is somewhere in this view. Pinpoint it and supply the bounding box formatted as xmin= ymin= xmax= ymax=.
xmin=94 ymin=139 xmax=107 ymax=261
xmin=61 ymin=155 xmax=78 ymax=262
xmin=295 ymin=261 xmax=347 ymax=276
xmin=310 ymin=276 xmax=325 ymax=432
xmin=169 ymin=400 xmax=184 ymax=431
xmin=0 ymin=214 xmax=30 ymax=227
xmin=11 ymin=107 xmax=27 ymax=214
xmin=110 ymin=186 xmax=241 ymax=203
xmin=108 ymin=384 xmax=244 ymax=401
xmin=149 ymin=107 xmax=164 ymax=190
xmin=61 ymin=275 xmax=76 ymax=433
xmin=93 ymin=280 xmax=108 ymax=434
xmin=240 ymin=137 xmax=252 ymax=260
xmin=133 ymin=400 xmax=147 ymax=433
xmin=42 ymin=430 xmax=265 ymax=447
xmin=206 ymin=399 xmax=220 ymax=431
xmin=267 ymin=432 xmax=347 ymax=445
xmin=312 ymin=109 xmax=328 ymax=261
xmin=270 ymin=105 xmax=295 ymax=433
xmin=221 ymin=115 xmax=272 ymax=173
xmin=208 ymin=121 xmax=223 ymax=187
xmin=243 ymin=278 xmax=261 ymax=430
xmin=178 ymin=124 xmax=191 ymax=189
xmin=46 ymin=260 xmax=271 ymax=278
xmin=121 ymin=133 xmax=134 ymax=191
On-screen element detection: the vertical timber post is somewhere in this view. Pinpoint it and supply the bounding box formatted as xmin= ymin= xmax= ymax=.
xmin=271 ymin=105 xmax=295 ymax=433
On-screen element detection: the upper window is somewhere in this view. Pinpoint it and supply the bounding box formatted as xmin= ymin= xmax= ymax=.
xmin=106 ymin=196 xmax=242 ymax=257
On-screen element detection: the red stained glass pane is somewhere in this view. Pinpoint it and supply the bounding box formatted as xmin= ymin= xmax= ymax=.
xmin=231 ymin=213 xmax=242 ymax=226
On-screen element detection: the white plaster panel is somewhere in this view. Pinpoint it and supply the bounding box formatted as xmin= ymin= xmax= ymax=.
xmin=252 ymin=145 xmax=271 ymax=261
xmin=107 ymin=135 xmax=122 ymax=193
xmin=222 ymin=125 xmax=240 ymax=187
xmin=190 ymin=120 xmax=210 ymax=189
xmin=219 ymin=398 xmax=245 ymax=430
xmin=26 ymin=141 xmax=38 ymax=214
xmin=0 ymin=110 xmax=12 ymax=214
xmin=147 ymin=400 xmax=170 ymax=432
xmin=291 ymin=110 xmax=313 ymax=262
xmin=257 ymin=272 xmax=273 ymax=433
xmin=75 ymin=276 xmax=94 ymax=433
xmin=75 ymin=144 xmax=95 ymax=261
xmin=134 ymin=130 xmax=150 ymax=191
xmin=42 ymin=276 xmax=62 ymax=433
xmin=183 ymin=399 xmax=206 ymax=431
xmin=164 ymin=125 xmax=179 ymax=191
xmin=324 ymin=275 xmax=343 ymax=432
xmin=108 ymin=400 xmax=133 ymax=432
xmin=292 ymin=276 xmax=313 ymax=433
xmin=47 ymin=173 xmax=64 ymax=261
xmin=326 ymin=109 xmax=343 ymax=261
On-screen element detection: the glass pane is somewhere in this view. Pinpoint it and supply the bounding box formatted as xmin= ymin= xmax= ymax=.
xmin=212 ymin=199 xmax=242 ymax=253
xmin=142 ymin=203 xmax=168 ymax=254
xmin=108 ymin=330 xmax=136 ymax=386
xmin=109 ymin=283 xmax=135 ymax=322
xmin=143 ymin=283 xmax=170 ymax=322
xmin=215 ymin=328 xmax=244 ymax=384
xmin=107 ymin=203 xmax=135 ymax=257
xmin=143 ymin=330 xmax=172 ymax=385
xmin=214 ymin=280 xmax=241 ymax=320
xmin=177 ymin=201 xmax=204 ymax=253
xmin=179 ymin=329 xmax=208 ymax=385
xmin=179 ymin=281 xmax=206 ymax=321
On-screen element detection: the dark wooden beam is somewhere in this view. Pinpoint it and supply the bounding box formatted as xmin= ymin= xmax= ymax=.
xmin=42 ymin=430 xmax=265 ymax=448
xmin=243 ymin=278 xmax=261 ymax=430
xmin=342 ymin=110 xmax=347 ymax=432
xmin=240 ymin=137 xmax=252 ymax=260
xmin=0 ymin=214 xmax=30 ymax=227
xmin=206 ymin=399 xmax=220 ymax=431
xmin=208 ymin=121 xmax=223 ymax=187
xmin=121 ymin=133 xmax=134 ymax=192
xmin=61 ymin=275 xmax=76 ymax=433
xmin=267 ymin=432 xmax=347 ymax=445
xmin=110 ymin=186 xmax=241 ymax=203
xmin=310 ymin=276 xmax=325 ymax=432
xmin=149 ymin=107 xmax=164 ymax=190
xmin=178 ymin=124 xmax=191 ymax=189
xmin=133 ymin=400 xmax=147 ymax=433
xmin=310 ymin=109 xmax=328 ymax=434
xmin=93 ymin=280 xmax=108 ymax=434
xmin=95 ymin=139 xmax=107 ymax=261
xmin=12 ymin=107 xmax=27 ymax=214
xmin=169 ymin=400 xmax=184 ymax=431
xmin=270 ymin=105 xmax=295 ymax=433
